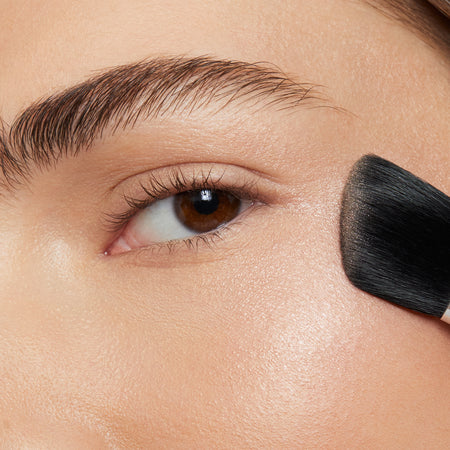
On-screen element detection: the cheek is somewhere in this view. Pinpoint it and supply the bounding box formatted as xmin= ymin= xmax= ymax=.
xmin=2 ymin=186 xmax=447 ymax=447
xmin=79 ymin=199 xmax=358 ymax=445
xmin=96 ymin=195 xmax=448 ymax=447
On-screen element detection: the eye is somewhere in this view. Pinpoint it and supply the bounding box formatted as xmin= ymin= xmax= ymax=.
xmin=106 ymin=188 xmax=253 ymax=255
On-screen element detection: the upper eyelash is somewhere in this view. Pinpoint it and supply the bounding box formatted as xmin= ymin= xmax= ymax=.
xmin=104 ymin=166 xmax=259 ymax=233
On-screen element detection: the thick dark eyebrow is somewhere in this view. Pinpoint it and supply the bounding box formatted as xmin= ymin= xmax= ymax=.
xmin=0 ymin=55 xmax=335 ymax=186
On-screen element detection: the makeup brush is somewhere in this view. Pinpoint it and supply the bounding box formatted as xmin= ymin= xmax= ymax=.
xmin=340 ymin=154 xmax=450 ymax=324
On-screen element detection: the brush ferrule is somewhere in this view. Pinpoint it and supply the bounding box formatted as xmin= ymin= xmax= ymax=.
xmin=442 ymin=306 xmax=450 ymax=325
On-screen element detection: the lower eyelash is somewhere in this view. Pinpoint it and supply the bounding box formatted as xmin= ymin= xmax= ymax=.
xmin=162 ymin=225 xmax=229 ymax=253
xmin=118 ymin=216 xmax=251 ymax=260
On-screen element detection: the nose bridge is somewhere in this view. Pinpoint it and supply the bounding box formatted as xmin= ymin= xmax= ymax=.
xmin=0 ymin=229 xmax=111 ymax=443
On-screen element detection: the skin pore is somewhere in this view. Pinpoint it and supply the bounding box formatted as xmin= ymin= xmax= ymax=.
xmin=0 ymin=0 xmax=449 ymax=447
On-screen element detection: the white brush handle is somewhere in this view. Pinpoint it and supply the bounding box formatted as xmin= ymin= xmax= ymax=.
xmin=442 ymin=306 xmax=450 ymax=324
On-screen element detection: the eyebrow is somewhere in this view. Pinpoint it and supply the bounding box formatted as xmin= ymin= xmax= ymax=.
xmin=0 ymin=55 xmax=335 ymax=186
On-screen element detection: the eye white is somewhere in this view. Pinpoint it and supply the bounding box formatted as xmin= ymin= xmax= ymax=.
xmin=131 ymin=196 xmax=195 ymax=243
xmin=128 ymin=194 xmax=252 ymax=244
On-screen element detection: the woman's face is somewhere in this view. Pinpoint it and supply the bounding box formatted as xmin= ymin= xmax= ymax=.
xmin=0 ymin=0 xmax=448 ymax=447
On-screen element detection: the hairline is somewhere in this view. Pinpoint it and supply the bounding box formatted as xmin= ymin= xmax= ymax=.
xmin=363 ymin=0 xmax=450 ymax=58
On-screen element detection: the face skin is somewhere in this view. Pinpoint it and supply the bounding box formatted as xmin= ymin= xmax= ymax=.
xmin=0 ymin=0 xmax=449 ymax=447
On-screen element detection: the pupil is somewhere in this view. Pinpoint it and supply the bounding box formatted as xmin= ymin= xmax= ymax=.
xmin=193 ymin=189 xmax=219 ymax=215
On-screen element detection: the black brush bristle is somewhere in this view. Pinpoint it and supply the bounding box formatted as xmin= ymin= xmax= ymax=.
xmin=340 ymin=154 xmax=450 ymax=318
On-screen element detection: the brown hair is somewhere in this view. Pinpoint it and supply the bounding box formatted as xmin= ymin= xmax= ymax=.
xmin=366 ymin=0 xmax=449 ymax=58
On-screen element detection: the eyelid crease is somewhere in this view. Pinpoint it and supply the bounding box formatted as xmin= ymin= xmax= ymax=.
xmin=107 ymin=160 xmax=281 ymax=194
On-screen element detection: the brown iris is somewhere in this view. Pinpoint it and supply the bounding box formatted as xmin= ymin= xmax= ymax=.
xmin=174 ymin=189 xmax=241 ymax=233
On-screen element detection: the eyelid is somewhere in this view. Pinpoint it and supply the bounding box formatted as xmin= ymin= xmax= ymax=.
xmin=101 ymin=163 xmax=283 ymax=257
xmin=103 ymin=163 xmax=279 ymax=232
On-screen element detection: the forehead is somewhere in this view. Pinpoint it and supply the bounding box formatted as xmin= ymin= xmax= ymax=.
xmin=0 ymin=0 xmax=402 ymax=118
xmin=0 ymin=0 xmax=447 ymax=150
